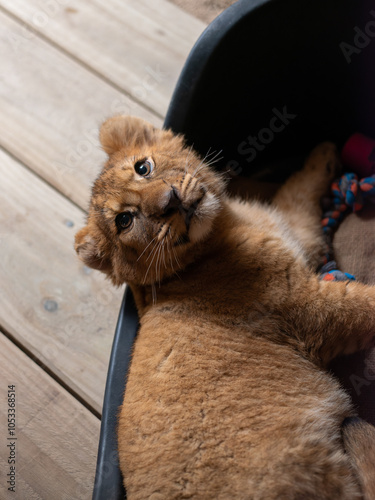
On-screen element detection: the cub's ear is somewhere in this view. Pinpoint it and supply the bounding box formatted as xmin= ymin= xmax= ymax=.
xmin=74 ymin=226 xmax=111 ymax=272
xmin=99 ymin=115 xmax=158 ymax=156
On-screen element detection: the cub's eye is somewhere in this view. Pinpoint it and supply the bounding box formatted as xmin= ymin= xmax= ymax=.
xmin=115 ymin=212 xmax=133 ymax=231
xmin=134 ymin=159 xmax=153 ymax=177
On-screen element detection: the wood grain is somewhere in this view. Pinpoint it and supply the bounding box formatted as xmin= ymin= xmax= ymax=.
xmin=0 ymin=0 xmax=206 ymax=117
xmin=169 ymin=0 xmax=235 ymax=23
xmin=0 ymin=10 xmax=162 ymax=211
xmin=0 ymin=147 xmax=124 ymax=414
xmin=0 ymin=2 xmax=206 ymax=496
xmin=0 ymin=333 xmax=100 ymax=499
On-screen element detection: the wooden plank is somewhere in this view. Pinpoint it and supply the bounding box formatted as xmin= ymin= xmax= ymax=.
xmin=0 ymin=11 xmax=162 ymax=210
xmin=0 ymin=147 xmax=124 ymax=414
xmin=169 ymin=0 xmax=233 ymax=23
xmin=0 ymin=0 xmax=206 ymax=117
xmin=0 ymin=332 xmax=100 ymax=499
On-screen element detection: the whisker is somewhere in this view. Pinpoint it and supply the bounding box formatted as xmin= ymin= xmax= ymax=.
xmin=143 ymin=225 xmax=172 ymax=285
xmin=155 ymin=242 xmax=160 ymax=286
xmin=199 ymin=147 xmax=220 ymax=165
xmin=207 ymin=149 xmax=223 ymax=162
xmin=161 ymin=238 xmax=167 ymax=277
xmin=201 ymin=150 xmax=223 ymax=167
xmin=171 ymin=237 xmax=182 ymax=270
xmin=151 ymin=283 xmax=157 ymax=305
xmin=192 ymin=163 xmax=205 ymax=177
xmin=156 ymin=239 xmax=164 ymax=286
xmin=145 ymin=238 xmax=160 ymax=262
xmin=192 ymin=157 xmax=206 ymax=178
xmin=164 ymin=230 xmax=181 ymax=280
xmin=190 ymin=147 xmax=213 ymax=177
xmin=184 ymin=144 xmax=194 ymax=175
xmin=199 ymin=155 xmax=224 ymax=173
xmin=191 ymin=149 xmax=223 ymax=178
xmin=205 ymin=156 xmax=224 ymax=168
xmin=166 ymin=234 xmax=175 ymax=275
xmin=202 ymin=147 xmax=213 ymax=163
xmin=143 ymin=239 xmax=162 ymax=283
xmin=137 ymin=234 xmax=158 ymax=262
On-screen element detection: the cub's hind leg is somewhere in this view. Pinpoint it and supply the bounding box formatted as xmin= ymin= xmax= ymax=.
xmin=342 ymin=417 xmax=375 ymax=500
xmin=272 ymin=142 xmax=340 ymax=270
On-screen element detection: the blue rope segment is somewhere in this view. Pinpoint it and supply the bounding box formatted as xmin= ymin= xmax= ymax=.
xmin=319 ymin=172 xmax=375 ymax=282
xmin=319 ymin=261 xmax=356 ymax=282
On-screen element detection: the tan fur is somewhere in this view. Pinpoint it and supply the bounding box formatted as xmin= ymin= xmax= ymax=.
xmin=342 ymin=417 xmax=375 ymax=500
xmin=75 ymin=116 xmax=375 ymax=499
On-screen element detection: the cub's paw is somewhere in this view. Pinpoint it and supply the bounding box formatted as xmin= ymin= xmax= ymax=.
xmin=304 ymin=142 xmax=341 ymax=181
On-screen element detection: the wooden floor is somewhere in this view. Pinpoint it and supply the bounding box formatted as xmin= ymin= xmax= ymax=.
xmin=0 ymin=2 xmax=206 ymax=498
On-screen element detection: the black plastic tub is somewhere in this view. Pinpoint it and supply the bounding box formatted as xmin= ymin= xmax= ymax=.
xmin=92 ymin=0 xmax=375 ymax=498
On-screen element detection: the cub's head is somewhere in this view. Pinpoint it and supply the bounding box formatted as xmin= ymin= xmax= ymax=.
xmin=75 ymin=116 xmax=226 ymax=286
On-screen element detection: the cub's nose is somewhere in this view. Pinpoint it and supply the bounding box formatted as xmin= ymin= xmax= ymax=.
xmin=162 ymin=186 xmax=199 ymax=228
xmin=162 ymin=186 xmax=182 ymax=217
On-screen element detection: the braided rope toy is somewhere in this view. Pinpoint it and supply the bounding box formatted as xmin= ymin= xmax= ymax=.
xmin=319 ymin=172 xmax=375 ymax=281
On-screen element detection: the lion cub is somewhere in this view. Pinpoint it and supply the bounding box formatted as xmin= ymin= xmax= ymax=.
xmin=76 ymin=116 xmax=375 ymax=499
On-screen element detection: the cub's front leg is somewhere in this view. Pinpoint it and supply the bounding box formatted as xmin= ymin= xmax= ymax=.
xmin=284 ymin=275 xmax=375 ymax=365
xmin=273 ymin=142 xmax=340 ymax=270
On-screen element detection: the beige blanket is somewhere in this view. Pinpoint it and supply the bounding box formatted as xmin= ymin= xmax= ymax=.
xmin=331 ymin=207 xmax=375 ymax=425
